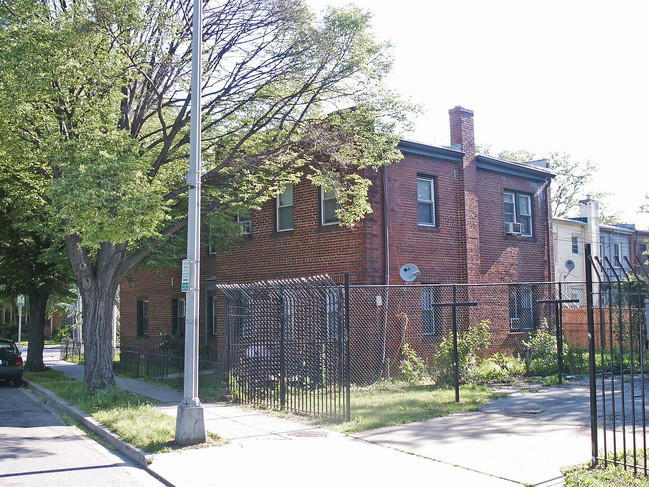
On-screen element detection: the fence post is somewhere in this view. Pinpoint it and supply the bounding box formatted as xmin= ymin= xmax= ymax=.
xmin=279 ymin=285 xmax=286 ymax=410
xmin=452 ymin=284 xmax=460 ymax=403
xmin=557 ymin=282 xmax=563 ymax=384
xmin=345 ymin=273 xmax=351 ymax=422
xmin=585 ymin=243 xmax=598 ymax=467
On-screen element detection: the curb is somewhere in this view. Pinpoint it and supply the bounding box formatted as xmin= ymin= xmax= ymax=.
xmin=22 ymin=378 xmax=173 ymax=486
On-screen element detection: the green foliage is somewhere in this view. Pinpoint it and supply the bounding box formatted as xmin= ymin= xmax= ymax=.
xmin=471 ymin=353 xmax=526 ymax=383
xmin=398 ymin=343 xmax=428 ymax=383
xmin=436 ymin=320 xmax=492 ymax=384
xmin=0 ymin=0 xmax=414 ymax=390
xmin=523 ymin=328 xmax=564 ymax=377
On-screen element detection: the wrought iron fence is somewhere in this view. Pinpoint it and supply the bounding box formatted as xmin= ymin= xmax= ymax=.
xmin=113 ymin=346 xmax=225 ymax=395
xmin=218 ymin=276 xmax=350 ymax=421
xmin=586 ymin=249 xmax=649 ymax=476
xmin=59 ymin=339 xmax=83 ymax=362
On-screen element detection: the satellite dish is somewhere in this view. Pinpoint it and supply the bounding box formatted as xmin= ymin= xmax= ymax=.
xmin=565 ymin=259 xmax=575 ymax=272
xmin=399 ymin=263 xmax=421 ymax=283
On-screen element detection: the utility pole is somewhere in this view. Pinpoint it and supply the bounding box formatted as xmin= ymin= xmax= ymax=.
xmin=175 ymin=0 xmax=206 ymax=445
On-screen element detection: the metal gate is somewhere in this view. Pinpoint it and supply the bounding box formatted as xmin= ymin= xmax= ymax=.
xmin=586 ymin=244 xmax=649 ymax=475
xmin=217 ymin=276 xmax=350 ymax=421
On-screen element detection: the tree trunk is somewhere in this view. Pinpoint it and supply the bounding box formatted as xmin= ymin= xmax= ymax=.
xmin=66 ymin=236 xmax=129 ymax=392
xmin=25 ymin=290 xmax=49 ymax=371
xmin=81 ymin=284 xmax=118 ymax=390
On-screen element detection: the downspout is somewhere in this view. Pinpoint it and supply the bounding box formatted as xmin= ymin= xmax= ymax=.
xmin=380 ymin=165 xmax=390 ymax=381
xmin=545 ymin=179 xmax=553 ymax=282
xmin=383 ymin=165 xmax=390 ymax=285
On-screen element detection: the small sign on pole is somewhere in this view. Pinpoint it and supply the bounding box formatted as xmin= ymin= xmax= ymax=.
xmin=181 ymin=259 xmax=190 ymax=292
xmin=17 ymin=295 xmax=24 ymax=345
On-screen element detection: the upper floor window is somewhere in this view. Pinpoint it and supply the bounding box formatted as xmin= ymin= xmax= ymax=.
xmin=276 ymin=184 xmax=294 ymax=232
xmin=237 ymin=210 xmax=252 ymax=235
xmin=172 ymin=298 xmax=185 ymax=336
xmin=137 ymin=300 xmax=149 ymax=337
xmin=504 ymin=191 xmax=532 ymax=237
xmin=571 ymin=236 xmax=580 ymax=254
xmin=417 ymin=176 xmax=436 ymax=226
xmin=321 ymin=187 xmax=339 ymax=226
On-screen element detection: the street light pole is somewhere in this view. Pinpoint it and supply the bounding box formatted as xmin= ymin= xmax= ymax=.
xmin=175 ymin=0 xmax=206 ymax=445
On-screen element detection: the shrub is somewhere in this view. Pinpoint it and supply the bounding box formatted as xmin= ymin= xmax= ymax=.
xmin=435 ymin=320 xmax=492 ymax=385
xmin=472 ymin=353 xmax=526 ymax=383
xmin=398 ymin=343 xmax=428 ymax=383
xmin=523 ymin=328 xmax=569 ymax=377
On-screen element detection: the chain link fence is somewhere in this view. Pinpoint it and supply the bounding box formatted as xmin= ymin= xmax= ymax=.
xmin=347 ymin=281 xmax=590 ymax=386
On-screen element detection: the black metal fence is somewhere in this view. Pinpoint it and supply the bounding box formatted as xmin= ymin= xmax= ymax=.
xmin=60 ymin=339 xmax=83 ymax=361
xmin=586 ymin=249 xmax=649 ymax=476
xmin=114 ymin=346 xmax=225 ymax=394
xmin=218 ymin=276 xmax=350 ymax=421
xmin=215 ymin=275 xmax=599 ymax=419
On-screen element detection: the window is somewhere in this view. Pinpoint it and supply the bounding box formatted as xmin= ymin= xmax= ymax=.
xmin=504 ymin=191 xmax=532 ymax=237
xmin=325 ymin=288 xmax=342 ymax=339
xmin=136 ymin=300 xmax=149 ymax=337
xmin=172 ymin=298 xmax=185 ymax=336
xmin=235 ymin=293 xmax=254 ymax=339
xmin=417 ymin=177 xmax=436 ymax=226
xmin=281 ymin=290 xmax=295 ymax=340
xmin=276 ymin=184 xmax=294 ymax=232
xmin=614 ymin=241 xmax=622 ymax=264
xmin=421 ymin=287 xmax=440 ymax=336
xmin=571 ymin=236 xmax=580 ymax=254
xmin=321 ymin=187 xmax=339 ymax=226
xmin=237 ymin=210 xmax=252 ymax=235
xmin=509 ymin=285 xmax=534 ymax=332
xmin=207 ymin=295 xmax=217 ymax=335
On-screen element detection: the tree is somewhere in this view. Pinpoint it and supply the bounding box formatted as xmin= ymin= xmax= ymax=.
xmin=0 ymin=0 xmax=410 ymax=390
xmin=479 ymin=147 xmax=597 ymax=218
xmin=0 ymin=150 xmax=75 ymax=371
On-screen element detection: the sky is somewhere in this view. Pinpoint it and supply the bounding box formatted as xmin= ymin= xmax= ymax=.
xmin=306 ymin=0 xmax=649 ymax=229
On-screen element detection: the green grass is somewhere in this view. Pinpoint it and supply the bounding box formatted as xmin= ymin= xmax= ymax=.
xmin=25 ymin=369 xmax=227 ymax=453
xmin=323 ymin=380 xmax=501 ymax=434
xmin=563 ymin=463 xmax=649 ymax=486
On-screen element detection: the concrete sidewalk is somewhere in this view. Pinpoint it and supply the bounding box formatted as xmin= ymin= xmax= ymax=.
xmin=33 ymin=347 xmax=594 ymax=487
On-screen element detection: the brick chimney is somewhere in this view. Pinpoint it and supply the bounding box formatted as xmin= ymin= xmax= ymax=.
xmin=449 ymin=106 xmax=475 ymax=157
xmin=449 ymin=106 xmax=479 ymax=283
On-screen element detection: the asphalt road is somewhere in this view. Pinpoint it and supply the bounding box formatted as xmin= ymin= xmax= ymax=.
xmin=0 ymin=381 xmax=165 ymax=487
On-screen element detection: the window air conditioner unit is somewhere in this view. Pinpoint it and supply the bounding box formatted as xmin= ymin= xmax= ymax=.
xmin=505 ymin=222 xmax=522 ymax=235
xmin=510 ymin=317 xmax=522 ymax=330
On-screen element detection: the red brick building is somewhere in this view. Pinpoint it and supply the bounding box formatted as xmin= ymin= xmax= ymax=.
xmin=120 ymin=107 xmax=554 ymax=357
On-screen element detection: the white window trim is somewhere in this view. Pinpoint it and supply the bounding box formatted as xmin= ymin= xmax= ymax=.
xmin=237 ymin=211 xmax=252 ymax=235
xmin=321 ymin=187 xmax=340 ymax=226
xmin=276 ymin=184 xmax=294 ymax=232
xmin=417 ymin=177 xmax=436 ymax=227
xmin=504 ymin=191 xmax=533 ymax=237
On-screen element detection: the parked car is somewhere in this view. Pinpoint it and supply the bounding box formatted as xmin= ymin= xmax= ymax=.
xmin=0 ymin=338 xmax=23 ymax=387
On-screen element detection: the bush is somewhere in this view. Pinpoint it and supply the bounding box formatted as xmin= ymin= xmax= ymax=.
xmin=398 ymin=343 xmax=428 ymax=383
xmin=524 ymin=328 xmax=569 ymax=377
xmin=472 ymin=353 xmax=526 ymax=383
xmin=436 ymin=320 xmax=492 ymax=385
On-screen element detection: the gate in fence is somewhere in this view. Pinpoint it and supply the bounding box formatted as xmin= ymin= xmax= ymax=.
xmin=586 ymin=244 xmax=649 ymax=476
xmin=217 ymin=276 xmax=350 ymax=421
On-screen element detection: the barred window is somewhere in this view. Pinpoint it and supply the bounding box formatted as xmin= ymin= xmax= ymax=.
xmin=172 ymin=298 xmax=185 ymax=336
